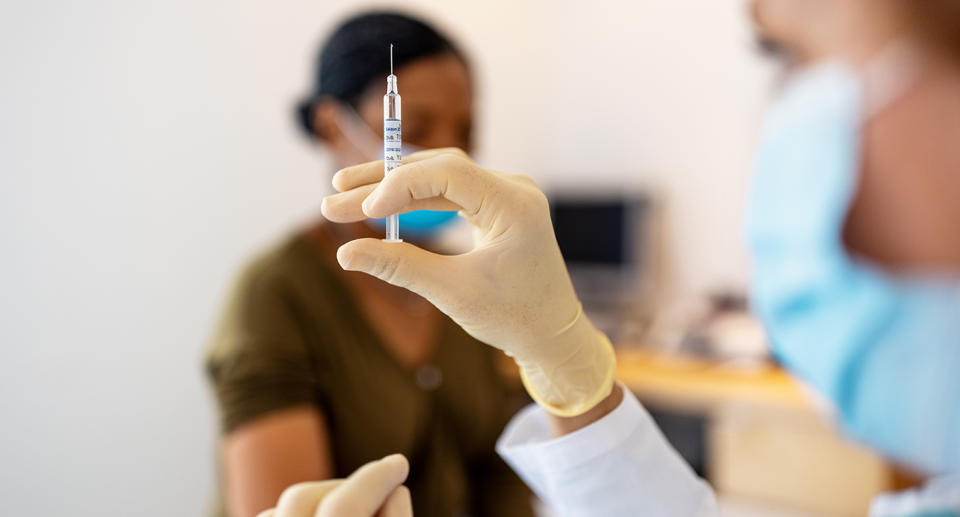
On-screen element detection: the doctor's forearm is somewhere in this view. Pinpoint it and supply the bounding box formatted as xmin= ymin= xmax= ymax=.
xmin=547 ymin=381 xmax=624 ymax=437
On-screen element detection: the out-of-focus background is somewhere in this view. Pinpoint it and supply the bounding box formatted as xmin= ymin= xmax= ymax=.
xmin=0 ymin=1 xmax=908 ymax=516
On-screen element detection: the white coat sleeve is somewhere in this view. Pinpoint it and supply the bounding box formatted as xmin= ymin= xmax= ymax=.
xmin=496 ymin=384 xmax=720 ymax=517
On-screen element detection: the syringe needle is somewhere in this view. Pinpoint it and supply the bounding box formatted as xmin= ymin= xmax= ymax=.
xmin=390 ymin=43 xmax=394 ymax=74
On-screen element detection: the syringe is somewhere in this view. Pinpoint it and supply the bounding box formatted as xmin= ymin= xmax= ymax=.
xmin=383 ymin=43 xmax=402 ymax=242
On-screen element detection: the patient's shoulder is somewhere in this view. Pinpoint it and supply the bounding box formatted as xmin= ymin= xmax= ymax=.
xmin=207 ymin=233 xmax=334 ymax=358
xmin=238 ymin=234 xmax=319 ymax=287
xmin=229 ymin=232 xmax=339 ymax=303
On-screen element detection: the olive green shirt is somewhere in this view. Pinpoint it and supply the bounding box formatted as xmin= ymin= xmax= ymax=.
xmin=206 ymin=231 xmax=533 ymax=517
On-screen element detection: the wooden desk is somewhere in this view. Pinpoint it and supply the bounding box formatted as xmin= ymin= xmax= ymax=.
xmin=613 ymin=348 xmax=812 ymax=414
xmin=615 ymin=348 xmax=893 ymax=517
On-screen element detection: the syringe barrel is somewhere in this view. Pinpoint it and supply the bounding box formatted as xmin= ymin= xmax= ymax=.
xmin=383 ymin=91 xmax=401 ymax=167
xmin=383 ymin=77 xmax=402 ymax=242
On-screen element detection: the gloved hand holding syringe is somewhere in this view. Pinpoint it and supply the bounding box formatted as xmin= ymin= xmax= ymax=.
xmin=322 ymin=146 xmax=617 ymax=419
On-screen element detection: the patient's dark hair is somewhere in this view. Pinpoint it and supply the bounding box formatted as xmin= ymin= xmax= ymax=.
xmin=296 ymin=11 xmax=466 ymax=138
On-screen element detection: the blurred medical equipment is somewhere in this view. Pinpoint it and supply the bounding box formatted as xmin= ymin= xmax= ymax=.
xmin=673 ymin=293 xmax=768 ymax=362
xmin=383 ymin=44 xmax=402 ymax=243
xmin=550 ymin=193 xmax=650 ymax=299
xmin=550 ymin=192 xmax=653 ymax=340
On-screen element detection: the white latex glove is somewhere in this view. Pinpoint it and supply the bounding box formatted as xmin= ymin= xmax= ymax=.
xmin=321 ymin=148 xmax=615 ymax=416
xmin=256 ymin=454 xmax=412 ymax=517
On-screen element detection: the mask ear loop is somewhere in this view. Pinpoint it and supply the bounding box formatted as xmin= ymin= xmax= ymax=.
xmin=333 ymin=103 xmax=384 ymax=163
xmin=861 ymin=38 xmax=925 ymax=121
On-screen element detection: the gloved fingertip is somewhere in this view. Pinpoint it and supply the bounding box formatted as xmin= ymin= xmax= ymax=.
xmin=361 ymin=194 xmax=378 ymax=217
xmin=380 ymin=454 xmax=409 ymax=479
xmin=319 ymin=195 xmax=333 ymax=218
xmin=336 ymin=242 xmax=362 ymax=272
xmin=331 ymin=170 xmax=347 ymax=192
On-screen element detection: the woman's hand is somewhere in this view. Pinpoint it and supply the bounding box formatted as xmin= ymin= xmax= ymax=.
xmin=256 ymin=455 xmax=412 ymax=517
xmin=321 ymin=148 xmax=615 ymax=417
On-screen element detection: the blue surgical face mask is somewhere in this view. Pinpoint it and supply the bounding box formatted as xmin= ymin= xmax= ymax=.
xmin=334 ymin=105 xmax=460 ymax=239
xmin=745 ymin=48 xmax=960 ymax=474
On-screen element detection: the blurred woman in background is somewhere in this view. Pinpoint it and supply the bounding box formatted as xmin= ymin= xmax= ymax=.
xmin=205 ymin=12 xmax=533 ymax=517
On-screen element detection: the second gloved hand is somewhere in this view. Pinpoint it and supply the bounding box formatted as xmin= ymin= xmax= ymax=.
xmin=257 ymin=454 xmax=412 ymax=517
xmin=321 ymin=148 xmax=615 ymax=417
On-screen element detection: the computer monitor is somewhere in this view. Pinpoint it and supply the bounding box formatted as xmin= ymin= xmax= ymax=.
xmin=549 ymin=192 xmax=651 ymax=307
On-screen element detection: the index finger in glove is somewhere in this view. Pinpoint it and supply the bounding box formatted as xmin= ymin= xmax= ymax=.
xmin=332 ymin=148 xmax=467 ymax=192
xmin=360 ymin=153 xmax=495 ymax=220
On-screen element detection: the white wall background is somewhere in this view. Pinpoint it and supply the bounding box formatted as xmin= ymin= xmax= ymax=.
xmin=0 ymin=1 xmax=774 ymax=515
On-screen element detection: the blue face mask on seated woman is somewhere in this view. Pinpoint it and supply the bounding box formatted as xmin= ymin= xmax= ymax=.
xmin=335 ymin=105 xmax=460 ymax=239
xmin=368 ymin=208 xmax=459 ymax=239
xmin=745 ymin=44 xmax=960 ymax=474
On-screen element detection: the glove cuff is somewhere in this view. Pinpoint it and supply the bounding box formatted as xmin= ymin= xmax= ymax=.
xmin=517 ymin=323 xmax=617 ymax=418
